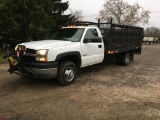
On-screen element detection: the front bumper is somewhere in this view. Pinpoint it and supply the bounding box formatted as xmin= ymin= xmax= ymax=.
xmin=22 ymin=61 xmax=58 ymax=79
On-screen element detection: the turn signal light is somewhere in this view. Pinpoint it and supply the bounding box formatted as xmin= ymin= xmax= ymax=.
xmin=107 ymin=50 xmax=118 ymax=54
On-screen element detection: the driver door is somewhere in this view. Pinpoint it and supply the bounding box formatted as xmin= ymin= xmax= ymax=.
xmin=81 ymin=28 xmax=104 ymax=67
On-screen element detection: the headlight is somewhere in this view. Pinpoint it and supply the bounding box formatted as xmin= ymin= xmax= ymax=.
xmin=36 ymin=50 xmax=48 ymax=55
xmin=36 ymin=49 xmax=48 ymax=62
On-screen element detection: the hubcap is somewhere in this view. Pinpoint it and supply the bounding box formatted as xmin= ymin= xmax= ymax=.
xmin=64 ymin=67 xmax=75 ymax=81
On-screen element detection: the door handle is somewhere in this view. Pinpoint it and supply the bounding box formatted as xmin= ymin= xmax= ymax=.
xmin=98 ymin=45 xmax=102 ymax=48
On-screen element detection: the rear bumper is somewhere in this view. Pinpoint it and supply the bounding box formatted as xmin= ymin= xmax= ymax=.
xmin=22 ymin=61 xmax=58 ymax=79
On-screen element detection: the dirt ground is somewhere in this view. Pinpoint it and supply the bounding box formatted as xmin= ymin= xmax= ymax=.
xmin=0 ymin=44 xmax=160 ymax=120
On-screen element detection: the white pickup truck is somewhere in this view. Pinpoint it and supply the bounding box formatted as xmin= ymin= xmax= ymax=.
xmin=4 ymin=22 xmax=143 ymax=86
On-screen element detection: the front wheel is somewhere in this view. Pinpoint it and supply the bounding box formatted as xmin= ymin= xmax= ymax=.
xmin=57 ymin=61 xmax=77 ymax=86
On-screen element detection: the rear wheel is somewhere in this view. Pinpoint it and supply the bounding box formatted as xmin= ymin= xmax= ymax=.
xmin=57 ymin=61 xmax=77 ymax=86
xmin=121 ymin=52 xmax=130 ymax=66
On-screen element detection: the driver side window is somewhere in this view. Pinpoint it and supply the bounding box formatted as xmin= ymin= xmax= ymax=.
xmin=85 ymin=29 xmax=98 ymax=39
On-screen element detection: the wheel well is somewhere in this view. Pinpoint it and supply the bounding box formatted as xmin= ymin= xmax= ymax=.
xmin=58 ymin=55 xmax=81 ymax=68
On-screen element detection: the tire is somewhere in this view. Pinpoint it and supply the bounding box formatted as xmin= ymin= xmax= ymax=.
xmin=146 ymin=42 xmax=149 ymax=45
xmin=121 ymin=52 xmax=130 ymax=66
xmin=57 ymin=61 xmax=77 ymax=86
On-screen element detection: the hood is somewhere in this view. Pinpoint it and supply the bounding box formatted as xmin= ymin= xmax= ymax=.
xmin=20 ymin=40 xmax=76 ymax=50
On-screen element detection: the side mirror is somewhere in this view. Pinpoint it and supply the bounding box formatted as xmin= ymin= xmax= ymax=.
xmin=95 ymin=37 xmax=102 ymax=42
xmin=3 ymin=43 xmax=10 ymax=49
xmin=83 ymin=37 xmax=102 ymax=43
xmin=83 ymin=38 xmax=89 ymax=44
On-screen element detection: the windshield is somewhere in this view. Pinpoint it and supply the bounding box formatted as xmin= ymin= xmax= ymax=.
xmin=50 ymin=28 xmax=85 ymax=42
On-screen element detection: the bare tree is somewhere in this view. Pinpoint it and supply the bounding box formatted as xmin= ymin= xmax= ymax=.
xmin=70 ymin=9 xmax=84 ymax=22
xmin=145 ymin=27 xmax=160 ymax=37
xmin=99 ymin=0 xmax=150 ymax=26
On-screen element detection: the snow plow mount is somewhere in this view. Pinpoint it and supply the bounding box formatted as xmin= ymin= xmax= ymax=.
xmin=2 ymin=43 xmax=32 ymax=79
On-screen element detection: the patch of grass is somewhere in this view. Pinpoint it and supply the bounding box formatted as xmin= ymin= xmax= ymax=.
xmin=0 ymin=53 xmax=8 ymax=63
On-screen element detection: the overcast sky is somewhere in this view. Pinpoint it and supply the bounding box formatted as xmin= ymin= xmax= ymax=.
xmin=63 ymin=0 xmax=160 ymax=29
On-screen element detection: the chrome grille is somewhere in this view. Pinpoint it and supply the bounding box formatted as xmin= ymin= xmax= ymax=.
xmin=22 ymin=56 xmax=35 ymax=62
xmin=22 ymin=48 xmax=36 ymax=62
xmin=26 ymin=48 xmax=36 ymax=54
